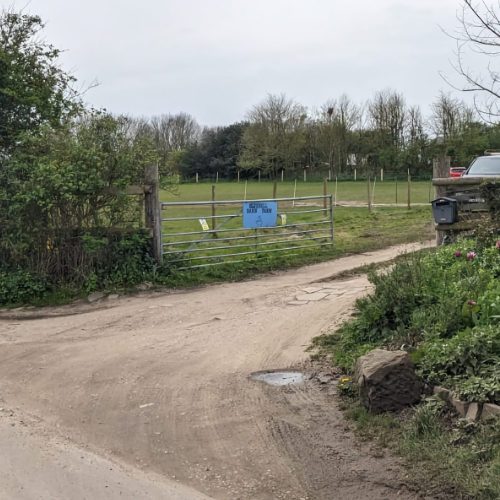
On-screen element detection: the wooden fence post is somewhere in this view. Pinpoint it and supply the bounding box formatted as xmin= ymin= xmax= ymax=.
xmin=367 ymin=173 xmax=372 ymax=213
xmin=354 ymin=169 xmax=356 ymax=181
xmin=281 ymin=170 xmax=284 ymax=182
xmin=434 ymin=157 xmax=451 ymax=246
xmin=408 ymin=172 xmax=411 ymax=210
xmin=196 ymin=172 xmax=198 ymax=183
xmin=324 ymin=178 xmax=327 ymax=214
xmin=238 ymin=171 xmax=240 ymax=183
xmin=258 ymin=171 xmax=261 ymax=182
xmin=381 ymin=169 xmax=384 ymax=182
xmin=212 ymin=185 xmax=217 ymax=238
xmin=304 ymin=169 xmax=306 ymax=182
xmin=145 ymin=163 xmax=162 ymax=262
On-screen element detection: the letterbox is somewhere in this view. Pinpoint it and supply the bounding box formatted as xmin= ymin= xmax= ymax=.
xmin=431 ymin=197 xmax=458 ymax=224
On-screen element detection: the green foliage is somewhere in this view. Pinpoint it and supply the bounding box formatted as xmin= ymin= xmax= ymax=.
xmin=0 ymin=9 xmax=80 ymax=154
xmin=312 ymin=237 xmax=500 ymax=404
xmin=337 ymin=378 xmax=357 ymax=398
xmin=0 ymin=266 xmax=52 ymax=304
xmin=0 ymin=113 xmax=163 ymax=282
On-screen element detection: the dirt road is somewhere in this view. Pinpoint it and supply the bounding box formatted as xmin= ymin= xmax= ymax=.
xmin=0 ymin=243 xmax=433 ymax=500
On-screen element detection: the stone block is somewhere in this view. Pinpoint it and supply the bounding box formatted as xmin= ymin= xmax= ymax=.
xmin=482 ymin=403 xmax=500 ymax=420
xmin=354 ymin=349 xmax=422 ymax=413
xmin=450 ymin=398 xmax=470 ymax=418
xmin=88 ymin=291 xmax=104 ymax=303
xmin=433 ymin=386 xmax=451 ymax=401
xmin=465 ymin=402 xmax=480 ymax=421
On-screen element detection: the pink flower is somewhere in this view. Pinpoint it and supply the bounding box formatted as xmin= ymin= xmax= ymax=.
xmin=496 ymin=241 xmax=500 ymax=249
xmin=468 ymin=300 xmax=477 ymax=307
xmin=467 ymin=252 xmax=476 ymax=260
xmin=455 ymin=251 xmax=461 ymax=258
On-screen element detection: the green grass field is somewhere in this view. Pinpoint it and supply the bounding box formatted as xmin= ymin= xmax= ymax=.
xmin=161 ymin=179 xmax=434 ymax=205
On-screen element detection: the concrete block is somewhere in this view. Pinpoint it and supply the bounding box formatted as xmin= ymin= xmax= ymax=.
xmin=482 ymin=403 xmax=500 ymax=420
xmin=433 ymin=386 xmax=451 ymax=401
xmin=88 ymin=292 xmax=104 ymax=303
xmin=465 ymin=402 xmax=480 ymax=421
xmin=450 ymin=398 xmax=470 ymax=418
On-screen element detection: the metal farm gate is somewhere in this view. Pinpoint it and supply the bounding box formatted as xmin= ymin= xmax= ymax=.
xmin=160 ymin=195 xmax=334 ymax=270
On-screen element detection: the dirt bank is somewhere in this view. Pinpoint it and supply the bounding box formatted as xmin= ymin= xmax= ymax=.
xmin=0 ymin=242 xmax=433 ymax=499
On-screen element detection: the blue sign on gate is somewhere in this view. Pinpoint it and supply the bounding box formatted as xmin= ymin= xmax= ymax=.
xmin=243 ymin=202 xmax=278 ymax=229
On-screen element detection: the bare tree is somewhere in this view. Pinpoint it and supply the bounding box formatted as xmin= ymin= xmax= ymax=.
xmin=407 ymin=105 xmax=425 ymax=144
xmin=318 ymin=95 xmax=360 ymax=175
xmin=429 ymin=91 xmax=477 ymax=141
xmin=368 ymin=89 xmax=408 ymax=149
xmin=150 ymin=113 xmax=201 ymax=155
xmin=448 ymin=0 xmax=500 ymax=120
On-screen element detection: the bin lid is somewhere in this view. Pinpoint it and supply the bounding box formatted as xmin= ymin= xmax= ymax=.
xmin=430 ymin=197 xmax=457 ymax=205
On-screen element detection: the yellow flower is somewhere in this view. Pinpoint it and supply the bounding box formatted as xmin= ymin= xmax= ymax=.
xmin=342 ymin=378 xmax=349 ymax=382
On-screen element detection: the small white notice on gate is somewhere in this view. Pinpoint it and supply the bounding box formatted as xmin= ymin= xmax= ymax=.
xmin=199 ymin=219 xmax=209 ymax=231
xmin=281 ymin=214 xmax=287 ymax=225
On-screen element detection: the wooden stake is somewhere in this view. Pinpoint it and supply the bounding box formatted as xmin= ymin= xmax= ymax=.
xmin=144 ymin=163 xmax=162 ymax=262
xmin=381 ymin=169 xmax=383 ymax=182
xmin=216 ymin=172 xmax=219 ymax=183
xmin=324 ymin=179 xmax=327 ymax=214
xmin=407 ymin=173 xmax=411 ymax=210
xmin=367 ymin=174 xmax=372 ymax=213
xmin=238 ymin=171 xmax=240 ymax=183
xmin=354 ymin=168 xmax=356 ymax=181
xmin=196 ymin=172 xmax=198 ymax=183
xmin=212 ymin=185 xmax=217 ymax=238
xmin=281 ymin=170 xmax=284 ymax=182
xmin=258 ymin=171 xmax=261 ymax=182
xmin=304 ymin=169 xmax=306 ymax=182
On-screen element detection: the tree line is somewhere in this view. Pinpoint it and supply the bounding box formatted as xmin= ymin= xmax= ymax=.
xmin=127 ymin=91 xmax=500 ymax=181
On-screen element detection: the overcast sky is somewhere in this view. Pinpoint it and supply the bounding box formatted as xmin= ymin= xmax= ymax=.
xmin=24 ymin=0 xmax=476 ymax=125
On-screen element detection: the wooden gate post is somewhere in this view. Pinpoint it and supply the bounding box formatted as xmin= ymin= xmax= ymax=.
xmin=367 ymin=173 xmax=372 ymax=214
xmin=212 ymin=185 xmax=218 ymax=239
xmin=145 ymin=163 xmax=162 ymax=262
xmin=433 ymin=156 xmax=451 ymax=246
xmin=408 ymin=171 xmax=411 ymax=210
xmin=324 ymin=178 xmax=327 ymax=214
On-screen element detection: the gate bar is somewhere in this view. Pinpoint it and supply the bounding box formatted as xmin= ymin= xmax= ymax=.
xmin=162 ymin=220 xmax=332 ymax=239
xmin=162 ymin=228 xmax=328 ymax=247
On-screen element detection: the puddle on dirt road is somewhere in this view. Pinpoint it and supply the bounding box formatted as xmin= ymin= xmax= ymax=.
xmin=251 ymin=371 xmax=305 ymax=386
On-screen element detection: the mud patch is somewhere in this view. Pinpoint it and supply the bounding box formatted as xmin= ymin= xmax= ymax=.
xmin=251 ymin=371 xmax=305 ymax=386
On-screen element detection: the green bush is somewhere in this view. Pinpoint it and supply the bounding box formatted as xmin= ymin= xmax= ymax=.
xmin=314 ymin=238 xmax=500 ymax=403
xmin=0 ymin=267 xmax=52 ymax=304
